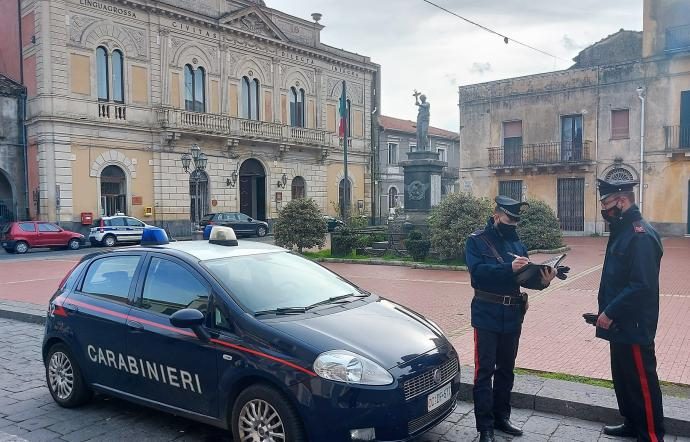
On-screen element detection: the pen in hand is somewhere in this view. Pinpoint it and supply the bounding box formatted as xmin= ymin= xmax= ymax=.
xmin=507 ymin=252 xmax=530 ymax=263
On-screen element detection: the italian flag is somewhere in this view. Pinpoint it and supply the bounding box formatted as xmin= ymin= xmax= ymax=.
xmin=338 ymin=80 xmax=347 ymax=138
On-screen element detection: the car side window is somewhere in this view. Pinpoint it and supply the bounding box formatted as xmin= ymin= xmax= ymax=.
xmin=226 ymin=214 xmax=238 ymax=221
xmin=213 ymin=306 xmax=232 ymax=332
xmin=237 ymin=214 xmax=249 ymax=221
xmin=110 ymin=218 xmax=126 ymax=227
xmin=141 ymin=257 xmax=209 ymax=317
xmin=38 ymin=223 xmax=60 ymax=232
xmin=126 ymin=218 xmax=144 ymax=228
xmin=19 ymin=223 xmax=36 ymax=232
xmin=81 ymin=256 xmax=141 ymax=302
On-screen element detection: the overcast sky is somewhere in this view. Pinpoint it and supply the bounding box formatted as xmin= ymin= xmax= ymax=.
xmin=268 ymin=0 xmax=643 ymax=131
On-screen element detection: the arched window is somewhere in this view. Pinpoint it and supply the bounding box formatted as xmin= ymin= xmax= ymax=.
xmin=96 ymin=46 xmax=109 ymax=101
xmin=388 ymin=187 xmax=398 ymax=209
xmin=189 ymin=170 xmax=209 ymax=225
xmin=111 ymin=50 xmax=124 ymax=103
xmin=338 ymin=178 xmax=352 ymax=215
xmin=184 ymin=64 xmax=205 ymax=112
xmin=291 ymin=176 xmax=305 ymax=200
xmin=290 ymin=87 xmax=305 ymax=127
xmin=241 ymin=77 xmax=260 ymax=120
xmin=100 ymin=165 xmax=127 ymax=216
xmin=605 ymin=167 xmax=634 ymax=182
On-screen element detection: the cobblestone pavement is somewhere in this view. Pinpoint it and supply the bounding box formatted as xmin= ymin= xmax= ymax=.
xmin=1 ymin=237 xmax=689 ymax=383
xmin=2 ymin=318 xmax=687 ymax=442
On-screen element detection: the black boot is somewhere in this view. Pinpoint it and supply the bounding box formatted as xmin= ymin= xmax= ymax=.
xmin=495 ymin=419 xmax=524 ymax=436
xmin=603 ymin=423 xmax=637 ymax=437
xmin=478 ymin=430 xmax=496 ymax=442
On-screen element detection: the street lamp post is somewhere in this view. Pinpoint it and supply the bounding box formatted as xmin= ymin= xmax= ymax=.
xmin=181 ymin=143 xmax=208 ymax=231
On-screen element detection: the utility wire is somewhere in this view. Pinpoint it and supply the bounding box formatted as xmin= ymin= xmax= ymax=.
xmin=422 ymin=0 xmax=569 ymax=63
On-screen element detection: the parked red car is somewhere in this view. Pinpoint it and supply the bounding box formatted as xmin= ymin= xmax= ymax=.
xmin=0 ymin=221 xmax=85 ymax=254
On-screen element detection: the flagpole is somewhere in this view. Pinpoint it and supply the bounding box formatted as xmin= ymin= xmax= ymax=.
xmin=342 ymin=80 xmax=349 ymax=223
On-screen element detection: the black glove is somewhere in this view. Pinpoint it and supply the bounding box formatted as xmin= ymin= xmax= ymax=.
xmin=556 ymin=265 xmax=570 ymax=280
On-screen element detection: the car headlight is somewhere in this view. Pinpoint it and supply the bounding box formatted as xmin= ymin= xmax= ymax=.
xmin=313 ymin=350 xmax=393 ymax=385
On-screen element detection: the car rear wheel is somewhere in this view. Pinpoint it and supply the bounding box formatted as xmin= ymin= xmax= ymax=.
xmin=232 ymin=384 xmax=305 ymax=442
xmin=46 ymin=343 xmax=92 ymax=408
xmin=102 ymin=235 xmax=116 ymax=247
xmin=68 ymin=239 xmax=81 ymax=250
xmin=256 ymin=225 xmax=268 ymax=238
xmin=14 ymin=241 xmax=29 ymax=254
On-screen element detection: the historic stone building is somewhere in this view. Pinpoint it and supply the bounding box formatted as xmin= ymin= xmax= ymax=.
xmin=0 ymin=75 xmax=28 ymax=224
xmin=458 ymin=0 xmax=690 ymax=236
xmin=0 ymin=0 xmax=380 ymax=234
xmin=375 ymin=115 xmax=459 ymax=223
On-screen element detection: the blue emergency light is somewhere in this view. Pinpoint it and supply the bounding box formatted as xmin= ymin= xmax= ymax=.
xmin=141 ymin=227 xmax=170 ymax=246
xmin=203 ymin=224 xmax=213 ymax=240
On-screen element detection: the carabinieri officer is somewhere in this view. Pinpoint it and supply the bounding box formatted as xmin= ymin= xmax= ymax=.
xmin=465 ymin=196 xmax=556 ymax=442
xmin=596 ymin=178 xmax=665 ymax=442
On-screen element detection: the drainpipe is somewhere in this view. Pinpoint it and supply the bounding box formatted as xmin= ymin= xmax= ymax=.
xmin=637 ymin=86 xmax=646 ymax=215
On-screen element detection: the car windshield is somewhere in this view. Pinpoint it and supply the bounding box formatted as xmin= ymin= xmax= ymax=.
xmin=203 ymin=252 xmax=363 ymax=313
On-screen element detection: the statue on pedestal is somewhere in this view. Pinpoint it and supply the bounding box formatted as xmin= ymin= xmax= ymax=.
xmin=413 ymin=90 xmax=430 ymax=151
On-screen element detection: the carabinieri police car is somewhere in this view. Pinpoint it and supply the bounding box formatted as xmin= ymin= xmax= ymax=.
xmin=43 ymin=226 xmax=460 ymax=441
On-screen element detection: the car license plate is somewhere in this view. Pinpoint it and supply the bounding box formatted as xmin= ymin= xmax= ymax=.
xmin=427 ymin=383 xmax=452 ymax=412
xmin=1 ymin=242 xmax=7 ymax=247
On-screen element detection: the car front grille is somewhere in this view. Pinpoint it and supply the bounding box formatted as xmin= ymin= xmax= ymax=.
xmin=403 ymin=357 xmax=459 ymax=401
xmin=407 ymin=392 xmax=458 ymax=435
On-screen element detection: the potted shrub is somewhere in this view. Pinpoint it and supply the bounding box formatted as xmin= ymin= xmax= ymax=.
xmin=405 ymin=230 xmax=431 ymax=262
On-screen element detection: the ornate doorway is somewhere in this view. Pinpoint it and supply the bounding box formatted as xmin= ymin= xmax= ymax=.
xmin=239 ymin=159 xmax=266 ymax=220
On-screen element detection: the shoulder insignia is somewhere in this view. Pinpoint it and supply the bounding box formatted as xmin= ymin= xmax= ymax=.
xmin=633 ymin=221 xmax=646 ymax=233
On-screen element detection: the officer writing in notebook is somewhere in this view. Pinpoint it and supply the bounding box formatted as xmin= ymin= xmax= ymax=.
xmin=595 ymin=179 xmax=665 ymax=442
xmin=465 ymin=196 xmax=559 ymax=442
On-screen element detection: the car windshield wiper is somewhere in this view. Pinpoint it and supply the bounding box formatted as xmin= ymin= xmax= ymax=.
xmin=305 ymin=293 xmax=369 ymax=310
xmin=254 ymin=307 xmax=308 ymax=316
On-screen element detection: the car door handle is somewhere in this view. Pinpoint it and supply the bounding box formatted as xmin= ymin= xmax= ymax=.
xmin=127 ymin=320 xmax=144 ymax=332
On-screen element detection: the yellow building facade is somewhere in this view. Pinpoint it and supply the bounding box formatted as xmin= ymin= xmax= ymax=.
xmin=15 ymin=0 xmax=379 ymax=235
xmin=459 ymin=0 xmax=690 ymax=236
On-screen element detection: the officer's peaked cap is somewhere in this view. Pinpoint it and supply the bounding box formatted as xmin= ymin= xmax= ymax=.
xmin=597 ymin=178 xmax=639 ymax=201
xmin=495 ymin=195 xmax=529 ymax=220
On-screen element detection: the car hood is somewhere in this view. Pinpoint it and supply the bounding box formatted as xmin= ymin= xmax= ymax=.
xmin=267 ymin=297 xmax=447 ymax=369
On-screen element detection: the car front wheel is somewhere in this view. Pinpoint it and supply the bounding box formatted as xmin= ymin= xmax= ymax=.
xmin=231 ymin=384 xmax=305 ymax=442
xmin=46 ymin=343 xmax=92 ymax=408
xmin=14 ymin=241 xmax=29 ymax=254
xmin=68 ymin=239 xmax=81 ymax=250
xmin=256 ymin=225 xmax=268 ymax=237
xmin=102 ymin=235 xmax=116 ymax=247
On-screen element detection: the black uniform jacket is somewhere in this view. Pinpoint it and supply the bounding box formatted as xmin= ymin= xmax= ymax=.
xmin=597 ymin=205 xmax=663 ymax=345
xmin=465 ymin=218 xmax=528 ymax=334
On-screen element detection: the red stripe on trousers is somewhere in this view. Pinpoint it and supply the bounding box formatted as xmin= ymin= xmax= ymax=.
xmin=474 ymin=328 xmax=479 ymax=383
xmin=632 ymin=345 xmax=658 ymax=442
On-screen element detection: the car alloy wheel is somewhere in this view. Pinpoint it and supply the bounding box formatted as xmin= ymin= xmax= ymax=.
xmin=48 ymin=351 xmax=74 ymax=401
xmin=14 ymin=241 xmax=28 ymax=254
xmin=68 ymin=239 xmax=80 ymax=250
xmin=103 ymin=236 xmax=116 ymax=247
xmin=238 ymin=399 xmax=286 ymax=442
xmin=257 ymin=226 xmax=268 ymax=237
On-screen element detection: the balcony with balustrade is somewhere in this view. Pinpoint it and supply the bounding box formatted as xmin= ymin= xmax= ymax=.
xmin=666 ymin=24 xmax=690 ymax=54
xmin=156 ymin=107 xmax=333 ymax=151
xmin=664 ymin=125 xmax=690 ymax=159
xmin=488 ymin=140 xmax=594 ymax=173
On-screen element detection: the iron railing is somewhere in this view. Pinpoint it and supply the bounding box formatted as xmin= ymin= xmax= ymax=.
xmin=157 ymin=108 xmax=330 ymax=147
xmin=666 ymin=24 xmax=690 ymax=53
xmin=664 ymin=125 xmax=690 ymax=150
xmin=488 ymin=141 xmax=592 ymax=168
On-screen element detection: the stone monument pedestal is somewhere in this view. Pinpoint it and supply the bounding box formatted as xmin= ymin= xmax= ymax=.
xmin=400 ymin=150 xmax=447 ymax=229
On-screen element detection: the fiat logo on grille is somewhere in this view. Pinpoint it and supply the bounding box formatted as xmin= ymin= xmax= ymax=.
xmin=433 ymin=369 xmax=442 ymax=385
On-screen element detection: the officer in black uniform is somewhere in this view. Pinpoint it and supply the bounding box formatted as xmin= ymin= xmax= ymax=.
xmin=465 ymin=196 xmax=557 ymax=442
xmin=595 ymin=179 xmax=665 ymax=442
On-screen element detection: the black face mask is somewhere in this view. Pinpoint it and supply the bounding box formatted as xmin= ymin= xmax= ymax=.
xmin=494 ymin=220 xmax=518 ymax=238
xmin=601 ymin=206 xmax=623 ymax=224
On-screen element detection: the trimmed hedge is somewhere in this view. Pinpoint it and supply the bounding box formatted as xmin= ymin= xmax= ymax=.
xmin=517 ymin=199 xmax=564 ymax=251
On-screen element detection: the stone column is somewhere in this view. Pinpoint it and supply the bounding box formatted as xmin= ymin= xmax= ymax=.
xmin=399 ymin=150 xmax=447 ymax=227
xmin=160 ymin=28 xmax=171 ymax=106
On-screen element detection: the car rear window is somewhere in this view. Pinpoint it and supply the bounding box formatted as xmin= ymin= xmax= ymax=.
xmin=201 ymin=214 xmax=215 ymax=222
xmin=1 ymin=224 xmax=10 ymax=234
xmin=19 ymin=223 xmax=36 ymax=232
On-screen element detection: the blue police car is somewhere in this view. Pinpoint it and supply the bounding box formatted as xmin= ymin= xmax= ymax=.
xmin=43 ymin=226 xmax=460 ymax=441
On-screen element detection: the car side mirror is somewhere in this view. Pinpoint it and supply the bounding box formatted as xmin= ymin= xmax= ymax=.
xmin=247 ymin=218 xmax=253 ymax=222
xmin=170 ymin=309 xmax=210 ymax=342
